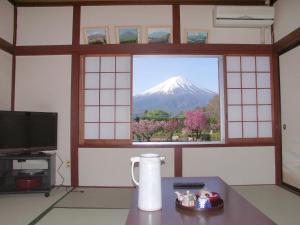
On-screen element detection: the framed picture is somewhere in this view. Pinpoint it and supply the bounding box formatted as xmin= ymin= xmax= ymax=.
xmin=115 ymin=26 xmax=141 ymax=44
xmin=83 ymin=27 xmax=109 ymax=45
xmin=147 ymin=26 xmax=172 ymax=44
xmin=185 ymin=29 xmax=209 ymax=44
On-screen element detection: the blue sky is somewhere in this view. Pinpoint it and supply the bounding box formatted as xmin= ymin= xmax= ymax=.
xmin=133 ymin=55 xmax=220 ymax=96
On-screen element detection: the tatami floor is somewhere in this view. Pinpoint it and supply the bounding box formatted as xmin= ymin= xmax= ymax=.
xmin=0 ymin=185 xmax=299 ymax=225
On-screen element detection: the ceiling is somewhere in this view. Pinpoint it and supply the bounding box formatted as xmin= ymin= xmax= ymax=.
xmin=12 ymin=0 xmax=277 ymax=6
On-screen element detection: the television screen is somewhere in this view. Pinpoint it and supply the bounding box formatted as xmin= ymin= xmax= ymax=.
xmin=0 ymin=111 xmax=57 ymax=154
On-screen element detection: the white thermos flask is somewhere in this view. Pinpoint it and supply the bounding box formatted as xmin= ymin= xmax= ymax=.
xmin=131 ymin=153 xmax=165 ymax=211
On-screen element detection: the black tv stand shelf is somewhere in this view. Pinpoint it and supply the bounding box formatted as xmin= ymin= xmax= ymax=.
xmin=0 ymin=152 xmax=56 ymax=197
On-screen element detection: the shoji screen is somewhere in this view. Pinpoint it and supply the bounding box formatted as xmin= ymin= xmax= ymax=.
xmin=80 ymin=55 xmax=132 ymax=144
xmin=226 ymin=55 xmax=273 ymax=140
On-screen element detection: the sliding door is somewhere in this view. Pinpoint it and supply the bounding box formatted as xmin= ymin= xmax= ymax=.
xmin=280 ymin=45 xmax=300 ymax=190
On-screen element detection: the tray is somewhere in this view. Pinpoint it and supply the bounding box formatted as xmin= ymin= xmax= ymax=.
xmin=176 ymin=198 xmax=224 ymax=212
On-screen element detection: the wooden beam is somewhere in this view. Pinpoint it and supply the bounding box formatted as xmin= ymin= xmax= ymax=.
xmin=274 ymin=28 xmax=300 ymax=55
xmin=70 ymin=5 xmax=81 ymax=187
xmin=15 ymin=0 xmax=268 ymax=7
xmin=7 ymin=0 xmax=16 ymax=6
xmin=172 ymin=4 xmax=181 ymax=44
xmin=0 ymin=37 xmax=14 ymax=54
xmin=174 ymin=146 xmax=182 ymax=177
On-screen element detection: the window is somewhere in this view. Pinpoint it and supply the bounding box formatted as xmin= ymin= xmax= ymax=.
xmin=132 ymin=55 xmax=224 ymax=143
xmin=79 ymin=55 xmax=132 ymax=145
xmin=79 ymin=54 xmax=273 ymax=146
xmin=226 ymin=56 xmax=273 ymax=140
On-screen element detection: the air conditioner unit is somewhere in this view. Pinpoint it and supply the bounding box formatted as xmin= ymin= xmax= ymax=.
xmin=213 ymin=6 xmax=274 ymax=28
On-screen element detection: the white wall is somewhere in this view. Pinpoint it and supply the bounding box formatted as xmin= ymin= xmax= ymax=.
xmin=180 ymin=5 xmax=271 ymax=44
xmin=15 ymin=55 xmax=72 ymax=185
xmin=183 ymin=146 xmax=275 ymax=185
xmin=273 ymin=0 xmax=300 ymax=42
xmin=0 ymin=0 xmax=14 ymax=44
xmin=14 ymin=5 xmax=277 ymax=187
xmin=0 ymin=50 xmax=12 ymax=110
xmin=17 ymin=7 xmax=73 ymax=46
xmin=81 ymin=5 xmax=172 ymax=44
xmin=79 ymin=148 xmax=174 ymax=186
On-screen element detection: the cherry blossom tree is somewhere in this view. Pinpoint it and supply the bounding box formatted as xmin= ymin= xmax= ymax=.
xmin=183 ymin=109 xmax=208 ymax=140
xmin=132 ymin=119 xmax=162 ymax=142
xmin=161 ymin=119 xmax=180 ymax=141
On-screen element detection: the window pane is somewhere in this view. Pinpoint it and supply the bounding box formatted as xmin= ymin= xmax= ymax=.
xmin=85 ymin=90 xmax=99 ymax=105
xmin=100 ymin=106 xmax=115 ymax=122
xmin=116 ymin=56 xmax=131 ymax=72
xmin=99 ymin=123 xmax=114 ymax=139
xmin=116 ymin=123 xmax=131 ymax=139
xmin=133 ymin=55 xmax=221 ymax=142
xmin=116 ymin=106 xmax=131 ymax=122
xmin=258 ymin=105 xmax=272 ymax=121
xmin=85 ymin=57 xmax=100 ymax=72
xmin=100 ymin=90 xmax=115 ymax=105
xmin=85 ymin=73 xmax=99 ymax=89
xmin=116 ymin=73 xmax=131 ymax=88
xmin=241 ymin=56 xmax=255 ymax=72
xmin=257 ymin=73 xmax=270 ymax=88
xmin=243 ymin=122 xmax=257 ymax=138
xmin=228 ymin=122 xmax=242 ymax=138
xmin=227 ymin=56 xmax=240 ymax=71
xmin=256 ymin=56 xmax=270 ymax=72
xmin=84 ymin=123 xmax=99 ymax=139
xmin=228 ymin=105 xmax=242 ymax=121
xmin=257 ymin=89 xmax=271 ymax=104
xmin=101 ymin=73 xmax=115 ymax=89
xmin=85 ymin=106 xmax=99 ymax=122
xmin=242 ymin=89 xmax=256 ymax=104
xmin=258 ymin=121 xmax=272 ymax=137
xmin=228 ymin=89 xmax=241 ymax=105
xmin=242 ymin=105 xmax=257 ymax=121
xmin=227 ymin=73 xmax=241 ymax=88
xmin=116 ymin=89 xmax=130 ymax=105
xmin=101 ymin=56 xmax=115 ymax=72
xmin=242 ymin=73 xmax=256 ymax=88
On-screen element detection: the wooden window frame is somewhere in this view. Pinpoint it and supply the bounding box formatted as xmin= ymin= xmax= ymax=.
xmin=79 ymin=53 xmax=275 ymax=147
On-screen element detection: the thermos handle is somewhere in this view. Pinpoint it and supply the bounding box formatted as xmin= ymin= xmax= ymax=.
xmin=130 ymin=157 xmax=140 ymax=186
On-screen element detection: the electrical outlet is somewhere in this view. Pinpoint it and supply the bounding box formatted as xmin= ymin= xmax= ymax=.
xmin=65 ymin=160 xmax=71 ymax=167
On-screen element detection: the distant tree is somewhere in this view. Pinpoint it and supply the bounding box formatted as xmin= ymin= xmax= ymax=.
xmin=206 ymin=95 xmax=220 ymax=119
xmin=142 ymin=110 xmax=170 ymax=120
xmin=183 ymin=109 xmax=208 ymax=140
xmin=161 ymin=119 xmax=181 ymax=141
xmin=132 ymin=119 xmax=162 ymax=142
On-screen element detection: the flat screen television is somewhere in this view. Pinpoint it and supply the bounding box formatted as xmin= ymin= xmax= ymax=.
xmin=0 ymin=111 xmax=57 ymax=154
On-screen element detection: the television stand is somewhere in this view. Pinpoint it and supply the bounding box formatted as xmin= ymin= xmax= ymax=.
xmin=0 ymin=152 xmax=56 ymax=197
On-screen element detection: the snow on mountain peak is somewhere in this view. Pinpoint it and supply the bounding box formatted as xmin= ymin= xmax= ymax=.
xmin=139 ymin=76 xmax=213 ymax=96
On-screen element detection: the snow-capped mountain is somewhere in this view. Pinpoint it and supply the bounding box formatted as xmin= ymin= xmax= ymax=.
xmin=133 ymin=76 xmax=217 ymax=117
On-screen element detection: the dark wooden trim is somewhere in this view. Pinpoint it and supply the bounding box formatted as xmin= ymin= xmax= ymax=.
xmin=174 ymin=146 xmax=182 ymax=177
xmin=11 ymin=5 xmax=17 ymax=111
xmin=172 ymin=4 xmax=180 ymax=44
xmin=13 ymin=6 xmax=17 ymax=46
xmin=14 ymin=44 xmax=273 ymax=56
xmin=71 ymin=53 xmax=80 ymax=187
xmin=270 ymin=0 xmax=277 ymax=6
xmin=70 ymin=5 xmax=81 ymax=187
xmin=7 ymin=0 xmax=16 ymax=6
xmin=79 ymin=44 xmax=273 ymax=55
xmin=274 ymin=28 xmax=300 ymax=55
xmin=15 ymin=45 xmax=73 ymax=55
xmin=15 ymin=0 xmax=269 ymax=7
xmin=72 ymin=5 xmax=81 ymax=47
xmin=11 ymin=55 xmax=16 ymax=111
xmin=272 ymin=51 xmax=282 ymax=185
xmin=79 ymin=142 xmax=275 ymax=148
xmin=0 ymin=37 xmax=14 ymax=54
